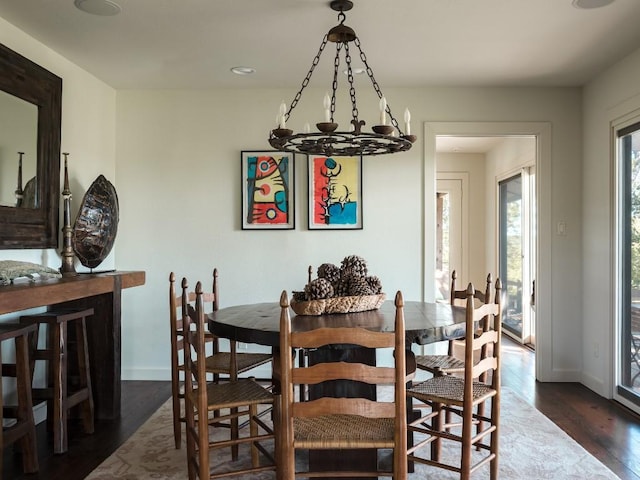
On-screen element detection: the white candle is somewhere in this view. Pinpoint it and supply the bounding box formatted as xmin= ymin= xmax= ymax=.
xmin=303 ymin=122 xmax=311 ymax=134
xmin=404 ymin=108 xmax=411 ymax=135
xmin=379 ymin=96 xmax=387 ymax=125
xmin=323 ymin=92 xmax=331 ymax=123
xmin=278 ymin=102 xmax=287 ymax=129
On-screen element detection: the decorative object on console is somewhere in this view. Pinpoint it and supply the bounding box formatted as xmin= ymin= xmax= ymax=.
xmin=59 ymin=153 xmax=77 ymax=276
xmin=0 ymin=260 xmax=62 ymax=285
xmin=241 ymin=150 xmax=294 ymax=230
xmin=72 ymin=174 xmax=119 ymax=270
xmin=308 ymin=154 xmax=362 ymax=229
xmin=15 ymin=152 xmax=24 ymax=207
xmin=268 ymin=0 xmax=416 ymax=157
xmin=290 ymin=255 xmax=385 ymax=315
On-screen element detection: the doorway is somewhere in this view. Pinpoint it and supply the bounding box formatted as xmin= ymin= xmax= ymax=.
xmin=426 ymin=122 xmax=548 ymax=378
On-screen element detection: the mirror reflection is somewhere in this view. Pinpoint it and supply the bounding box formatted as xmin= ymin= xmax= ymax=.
xmin=0 ymin=90 xmax=38 ymax=208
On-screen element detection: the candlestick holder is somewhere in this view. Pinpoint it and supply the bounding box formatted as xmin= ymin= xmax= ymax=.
xmin=272 ymin=128 xmax=293 ymax=138
xmin=316 ymin=122 xmax=338 ymax=133
xmin=372 ymin=125 xmax=394 ymax=135
xmin=60 ymin=153 xmax=77 ymax=276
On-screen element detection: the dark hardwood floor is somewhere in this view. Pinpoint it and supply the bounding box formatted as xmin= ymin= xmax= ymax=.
xmin=3 ymin=380 xmax=172 ymax=480
xmin=4 ymin=337 xmax=640 ymax=479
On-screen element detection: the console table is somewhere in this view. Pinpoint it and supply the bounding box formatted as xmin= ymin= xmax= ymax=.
xmin=0 ymin=270 xmax=145 ymax=419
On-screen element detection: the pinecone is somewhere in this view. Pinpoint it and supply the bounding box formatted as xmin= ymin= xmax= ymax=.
xmin=340 ymin=255 xmax=368 ymax=278
xmin=335 ymin=274 xmax=353 ymax=297
xmin=304 ymin=278 xmax=334 ymax=300
xmin=335 ymin=273 xmax=372 ymax=297
xmin=317 ymin=263 xmax=341 ymax=285
xmin=365 ymin=275 xmax=383 ymax=294
xmin=348 ymin=275 xmax=374 ymax=296
xmin=292 ymin=290 xmax=307 ymax=302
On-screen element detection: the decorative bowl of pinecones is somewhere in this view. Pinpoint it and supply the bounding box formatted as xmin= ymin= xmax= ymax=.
xmin=290 ymin=255 xmax=386 ymax=315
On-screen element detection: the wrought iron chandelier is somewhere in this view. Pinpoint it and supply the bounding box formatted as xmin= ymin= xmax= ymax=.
xmin=268 ymin=0 xmax=416 ymax=157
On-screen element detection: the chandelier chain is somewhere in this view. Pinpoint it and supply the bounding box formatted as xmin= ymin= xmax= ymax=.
xmin=331 ymin=43 xmax=343 ymax=122
xmin=344 ymin=43 xmax=359 ymax=123
xmin=355 ymin=37 xmax=402 ymax=134
xmin=288 ymin=34 xmax=329 ymax=119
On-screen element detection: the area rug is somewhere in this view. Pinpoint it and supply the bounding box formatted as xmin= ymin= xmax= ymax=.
xmin=86 ymin=388 xmax=620 ymax=479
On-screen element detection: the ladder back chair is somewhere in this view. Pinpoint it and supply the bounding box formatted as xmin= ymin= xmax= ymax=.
xmin=278 ymin=289 xmax=408 ymax=479
xmin=182 ymin=279 xmax=277 ymax=480
xmin=414 ymin=271 xmax=492 ymax=376
xmin=168 ymin=269 xmax=272 ymax=450
xmin=407 ymin=280 xmax=502 ymax=480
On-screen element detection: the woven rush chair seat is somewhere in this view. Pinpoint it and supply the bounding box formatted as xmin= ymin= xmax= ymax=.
xmin=195 ymin=378 xmax=273 ymax=408
xmin=293 ymin=414 xmax=395 ymax=449
xmin=408 ymin=375 xmax=496 ymax=406
xmin=414 ymin=354 xmax=465 ymax=373
xmin=202 ymin=352 xmax=272 ymax=374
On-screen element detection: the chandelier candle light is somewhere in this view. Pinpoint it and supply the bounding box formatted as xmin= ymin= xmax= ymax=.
xmin=269 ymin=0 xmax=416 ymax=157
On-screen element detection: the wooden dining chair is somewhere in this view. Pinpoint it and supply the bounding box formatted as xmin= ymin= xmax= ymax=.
xmin=414 ymin=270 xmax=492 ymax=377
xmin=168 ymin=269 xmax=272 ymax=450
xmin=278 ymin=289 xmax=408 ymax=479
xmin=182 ymin=279 xmax=277 ymax=479
xmin=407 ymin=280 xmax=502 ymax=480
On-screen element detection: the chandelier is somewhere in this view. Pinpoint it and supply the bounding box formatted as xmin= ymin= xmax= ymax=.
xmin=268 ymin=0 xmax=416 ymax=157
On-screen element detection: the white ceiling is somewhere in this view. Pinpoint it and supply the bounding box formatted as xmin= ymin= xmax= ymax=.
xmin=1 ymin=0 xmax=640 ymax=91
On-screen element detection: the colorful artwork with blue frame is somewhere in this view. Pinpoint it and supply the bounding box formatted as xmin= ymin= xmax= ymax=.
xmin=308 ymin=155 xmax=362 ymax=230
xmin=241 ymin=151 xmax=294 ymax=230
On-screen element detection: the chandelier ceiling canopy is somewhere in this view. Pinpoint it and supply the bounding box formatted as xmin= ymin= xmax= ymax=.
xmin=268 ymin=0 xmax=416 ymax=157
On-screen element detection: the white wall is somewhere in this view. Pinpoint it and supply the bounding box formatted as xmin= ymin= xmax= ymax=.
xmin=583 ymin=46 xmax=640 ymax=397
xmin=116 ymin=87 xmax=583 ymax=382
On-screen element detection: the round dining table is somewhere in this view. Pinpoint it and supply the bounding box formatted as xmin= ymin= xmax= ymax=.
xmin=207 ymin=298 xmax=466 ymax=347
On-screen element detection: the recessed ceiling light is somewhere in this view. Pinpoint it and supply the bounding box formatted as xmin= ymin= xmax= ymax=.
xmin=231 ymin=66 xmax=256 ymax=76
xmin=74 ymin=0 xmax=121 ymax=16
xmin=572 ymin=0 xmax=614 ymax=9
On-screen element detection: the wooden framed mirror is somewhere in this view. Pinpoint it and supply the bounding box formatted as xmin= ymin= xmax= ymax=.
xmin=0 ymin=43 xmax=61 ymax=249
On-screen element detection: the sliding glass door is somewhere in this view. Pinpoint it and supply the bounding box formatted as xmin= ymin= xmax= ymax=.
xmin=499 ymin=169 xmax=536 ymax=347
xmin=616 ymin=121 xmax=640 ymax=408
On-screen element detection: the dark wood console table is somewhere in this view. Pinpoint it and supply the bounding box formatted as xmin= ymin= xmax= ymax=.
xmin=0 ymin=271 xmax=145 ymax=420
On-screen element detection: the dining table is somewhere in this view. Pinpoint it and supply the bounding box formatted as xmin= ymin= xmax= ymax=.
xmin=208 ymin=296 xmax=467 ymax=479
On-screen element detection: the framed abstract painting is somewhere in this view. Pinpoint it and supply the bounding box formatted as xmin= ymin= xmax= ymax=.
xmin=307 ymin=155 xmax=363 ymax=230
xmin=241 ymin=151 xmax=295 ymax=230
